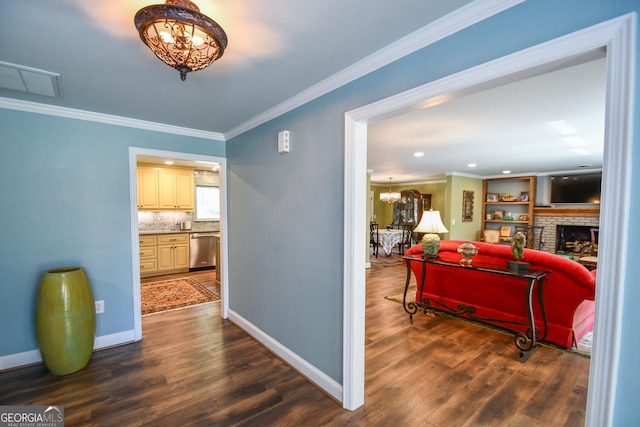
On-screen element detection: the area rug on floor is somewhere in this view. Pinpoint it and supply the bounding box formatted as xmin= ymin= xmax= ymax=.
xmin=384 ymin=287 xmax=415 ymax=304
xmin=384 ymin=288 xmax=592 ymax=356
xmin=141 ymin=278 xmax=220 ymax=315
xmin=370 ymin=253 xmax=404 ymax=267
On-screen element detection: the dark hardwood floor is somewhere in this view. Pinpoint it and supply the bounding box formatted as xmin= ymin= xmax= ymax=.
xmin=0 ymin=260 xmax=589 ymax=426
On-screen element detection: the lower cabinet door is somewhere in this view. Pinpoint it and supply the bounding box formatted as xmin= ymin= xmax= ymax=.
xmin=157 ymin=245 xmax=175 ymax=270
xmin=157 ymin=244 xmax=190 ymax=271
xmin=174 ymin=244 xmax=190 ymax=269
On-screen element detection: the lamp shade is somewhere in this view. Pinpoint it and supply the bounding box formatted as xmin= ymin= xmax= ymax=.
xmin=414 ymin=210 xmax=448 ymax=257
xmin=414 ymin=210 xmax=449 ymax=234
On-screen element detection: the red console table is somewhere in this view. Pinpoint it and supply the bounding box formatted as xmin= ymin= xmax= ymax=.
xmin=402 ymin=256 xmax=550 ymax=359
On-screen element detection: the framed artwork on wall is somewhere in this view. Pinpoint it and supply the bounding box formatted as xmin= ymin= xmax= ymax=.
xmin=462 ymin=190 xmax=474 ymax=222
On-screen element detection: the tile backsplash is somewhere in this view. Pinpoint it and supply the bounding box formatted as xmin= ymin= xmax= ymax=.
xmin=138 ymin=211 xmax=218 ymax=232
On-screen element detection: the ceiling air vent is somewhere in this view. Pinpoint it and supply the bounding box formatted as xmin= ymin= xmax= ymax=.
xmin=0 ymin=61 xmax=61 ymax=98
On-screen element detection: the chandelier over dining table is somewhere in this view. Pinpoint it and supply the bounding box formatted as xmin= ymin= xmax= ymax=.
xmin=380 ymin=178 xmax=401 ymax=204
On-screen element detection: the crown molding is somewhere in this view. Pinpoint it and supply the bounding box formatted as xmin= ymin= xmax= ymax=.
xmin=0 ymin=97 xmax=225 ymax=141
xmin=224 ymin=0 xmax=524 ymax=140
xmin=447 ymin=171 xmax=484 ymax=179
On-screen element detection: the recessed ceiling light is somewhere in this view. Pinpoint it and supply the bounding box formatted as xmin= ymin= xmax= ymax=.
xmin=164 ymin=161 xmax=174 ymax=165
xmin=414 ymin=152 xmax=424 ymax=157
xmin=467 ymin=163 xmax=477 ymax=168
xmin=502 ymin=170 xmax=511 ymax=174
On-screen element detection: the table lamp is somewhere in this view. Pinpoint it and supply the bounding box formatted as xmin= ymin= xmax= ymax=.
xmin=414 ymin=210 xmax=449 ymax=257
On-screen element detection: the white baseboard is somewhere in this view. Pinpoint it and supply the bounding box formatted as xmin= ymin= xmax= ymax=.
xmin=93 ymin=329 xmax=136 ymax=349
xmin=0 ymin=329 xmax=135 ymax=371
xmin=227 ymin=309 xmax=343 ymax=403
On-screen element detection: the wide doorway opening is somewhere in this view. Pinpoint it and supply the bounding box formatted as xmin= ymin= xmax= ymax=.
xmin=343 ymin=16 xmax=634 ymax=427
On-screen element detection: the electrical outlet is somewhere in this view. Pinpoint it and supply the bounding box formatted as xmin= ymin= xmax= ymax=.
xmin=95 ymin=300 xmax=105 ymax=314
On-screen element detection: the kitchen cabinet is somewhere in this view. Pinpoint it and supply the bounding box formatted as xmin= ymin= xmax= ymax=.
xmin=138 ymin=164 xmax=194 ymax=211
xmin=137 ymin=166 xmax=159 ymax=209
xmin=139 ymin=233 xmax=189 ymax=277
xmin=158 ymin=168 xmax=194 ymax=211
xmin=157 ymin=234 xmax=190 ymax=272
xmin=139 ymin=235 xmax=158 ymax=277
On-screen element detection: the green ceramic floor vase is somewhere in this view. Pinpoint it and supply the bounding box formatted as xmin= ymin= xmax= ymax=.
xmin=36 ymin=267 xmax=96 ymax=375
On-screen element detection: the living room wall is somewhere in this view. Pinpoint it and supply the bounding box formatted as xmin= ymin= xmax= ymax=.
xmin=446 ymin=174 xmax=483 ymax=241
xmin=226 ymin=0 xmax=640 ymax=423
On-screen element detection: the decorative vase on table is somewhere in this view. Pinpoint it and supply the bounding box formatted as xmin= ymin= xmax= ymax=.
xmin=36 ymin=267 xmax=96 ymax=376
xmin=457 ymin=241 xmax=478 ymax=266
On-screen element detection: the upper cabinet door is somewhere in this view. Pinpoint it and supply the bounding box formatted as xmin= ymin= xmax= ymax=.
xmin=137 ymin=167 xmax=158 ymax=209
xmin=158 ymin=169 xmax=177 ymax=209
xmin=138 ymin=164 xmax=195 ymax=211
xmin=175 ymin=170 xmax=194 ymax=210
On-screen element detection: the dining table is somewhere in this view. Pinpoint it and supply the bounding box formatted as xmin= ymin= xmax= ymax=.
xmin=377 ymin=229 xmax=405 ymax=256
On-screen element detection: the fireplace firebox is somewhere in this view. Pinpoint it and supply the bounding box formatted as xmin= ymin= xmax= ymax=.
xmin=556 ymin=225 xmax=593 ymax=254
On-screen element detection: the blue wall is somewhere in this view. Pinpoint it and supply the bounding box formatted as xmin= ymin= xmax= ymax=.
xmin=0 ymin=109 xmax=224 ymax=355
xmin=226 ymin=0 xmax=639 ymax=424
xmin=2 ymin=0 xmax=639 ymax=424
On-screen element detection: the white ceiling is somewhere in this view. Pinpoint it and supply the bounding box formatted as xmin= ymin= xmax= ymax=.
xmin=368 ymin=55 xmax=607 ymax=183
xmin=0 ymin=1 xmax=606 ymax=181
xmin=0 ymin=0 xmax=473 ymax=133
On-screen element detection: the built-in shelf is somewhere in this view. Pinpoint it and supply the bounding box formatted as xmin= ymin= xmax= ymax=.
xmin=481 ymin=176 xmax=535 ymax=232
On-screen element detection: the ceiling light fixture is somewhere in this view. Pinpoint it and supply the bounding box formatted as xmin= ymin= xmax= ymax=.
xmin=380 ymin=178 xmax=401 ymax=204
xmin=134 ymin=0 xmax=228 ymax=81
xmin=414 ymin=152 xmax=424 ymax=157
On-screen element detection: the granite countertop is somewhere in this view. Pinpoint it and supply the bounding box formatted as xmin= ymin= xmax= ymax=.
xmin=139 ymin=230 xmax=217 ymax=235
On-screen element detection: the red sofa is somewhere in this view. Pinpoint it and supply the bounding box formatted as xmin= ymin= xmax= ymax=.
xmin=404 ymin=240 xmax=596 ymax=349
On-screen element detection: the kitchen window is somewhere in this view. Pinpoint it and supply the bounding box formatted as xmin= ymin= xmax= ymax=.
xmin=194 ymin=184 xmax=220 ymax=221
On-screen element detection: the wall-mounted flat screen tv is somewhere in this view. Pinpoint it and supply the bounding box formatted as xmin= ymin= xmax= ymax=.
xmin=550 ymin=172 xmax=602 ymax=204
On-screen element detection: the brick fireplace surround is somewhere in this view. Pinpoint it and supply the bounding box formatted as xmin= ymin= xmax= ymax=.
xmin=533 ymin=208 xmax=600 ymax=254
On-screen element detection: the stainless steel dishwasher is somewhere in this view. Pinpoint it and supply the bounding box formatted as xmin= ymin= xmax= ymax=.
xmin=189 ymin=232 xmax=216 ymax=270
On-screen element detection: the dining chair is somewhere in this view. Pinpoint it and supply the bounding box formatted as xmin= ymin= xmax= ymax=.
xmin=514 ymin=225 xmax=545 ymax=250
xmin=370 ymin=222 xmax=379 ymax=258
xmin=397 ymin=224 xmax=413 ymax=255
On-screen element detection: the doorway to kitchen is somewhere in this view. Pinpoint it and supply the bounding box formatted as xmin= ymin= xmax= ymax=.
xmin=128 ymin=147 xmax=229 ymax=341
